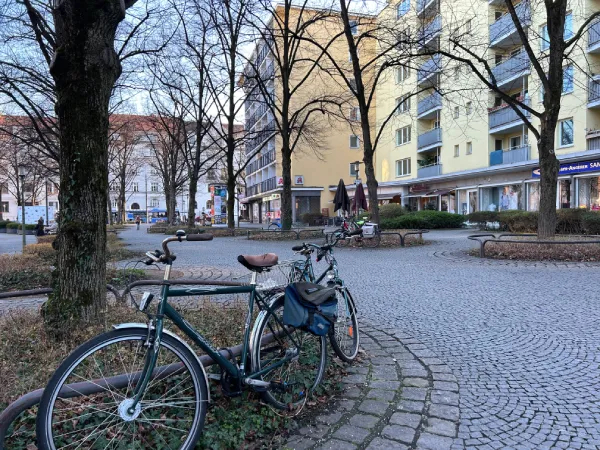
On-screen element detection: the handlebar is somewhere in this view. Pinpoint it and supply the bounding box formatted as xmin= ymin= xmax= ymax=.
xmin=144 ymin=230 xmax=213 ymax=265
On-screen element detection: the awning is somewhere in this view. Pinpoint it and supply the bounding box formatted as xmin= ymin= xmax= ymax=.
xmin=426 ymin=189 xmax=456 ymax=196
xmin=377 ymin=193 xmax=402 ymax=200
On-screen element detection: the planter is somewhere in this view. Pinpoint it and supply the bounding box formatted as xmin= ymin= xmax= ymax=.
xmin=0 ymin=228 xmax=6 ymax=233
xmin=17 ymin=229 xmax=36 ymax=235
xmin=7 ymin=228 xmax=17 ymax=234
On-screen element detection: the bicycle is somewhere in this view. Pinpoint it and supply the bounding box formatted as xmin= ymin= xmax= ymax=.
xmin=328 ymin=219 xmax=381 ymax=248
xmin=290 ymin=235 xmax=360 ymax=363
xmin=36 ymin=231 xmax=328 ymax=450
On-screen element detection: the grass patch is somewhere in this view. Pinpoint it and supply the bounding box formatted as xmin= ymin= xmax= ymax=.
xmin=1 ymin=302 xmax=346 ymax=449
xmin=472 ymin=235 xmax=600 ymax=262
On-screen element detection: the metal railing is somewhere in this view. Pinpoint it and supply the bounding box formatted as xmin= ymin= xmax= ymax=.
xmin=417 ymin=55 xmax=441 ymax=84
xmin=418 ymin=15 xmax=441 ymax=48
xmin=491 ymin=50 xmax=530 ymax=85
xmin=417 ymin=128 xmax=442 ymax=149
xmin=588 ymin=20 xmax=600 ymax=49
xmin=489 ymin=2 xmax=530 ymax=44
xmin=588 ymin=79 xmax=600 ymax=103
xmin=417 ymin=92 xmax=442 ymax=116
xmin=246 ymin=120 xmax=276 ymax=155
xmin=488 ymin=99 xmax=530 ymax=130
xmin=247 ymin=176 xmax=277 ymax=197
xmin=489 ymin=145 xmax=530 ymax=165
xmin=416 ymin=0 xmax=435 ymax=15
xmin=417 ymin=163 xmax=442 ymax=178
xmin=587 ymin=135 xmax=600 ymax=151
xmin=247 ymin=150 xmax=276 ymax=174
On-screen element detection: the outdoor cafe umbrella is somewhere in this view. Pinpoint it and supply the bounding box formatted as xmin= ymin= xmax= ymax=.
xmin=333 ymin=178 xmax=350 ymax=213
xmin=352 ymin=182 xmax=368 ymax=215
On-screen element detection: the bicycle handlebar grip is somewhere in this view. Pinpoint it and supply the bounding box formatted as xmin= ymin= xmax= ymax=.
xmin=348 ymin=229 xmax=363 ymax=236
xmin=291 ymin=245 xmax=304 ymax=251
xmin=186 ymin=234 xmax=214 ymax=241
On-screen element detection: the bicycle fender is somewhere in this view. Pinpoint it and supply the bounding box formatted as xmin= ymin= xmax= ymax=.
xmin=113 ymin=323 xmax=211 ymax=403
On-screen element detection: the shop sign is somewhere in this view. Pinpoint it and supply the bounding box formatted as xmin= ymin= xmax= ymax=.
xmin=409 ymin=183 xmax=429 ymax=193
xmin=295 ymin=175 xmax=304 ymax=185
xmin=264 ymin=194 xmax=281 ymax=201
xmin=277 ymin=176 xmax=284 ymax=186
xmin=532 ymin=160 xmax=600 ymax=178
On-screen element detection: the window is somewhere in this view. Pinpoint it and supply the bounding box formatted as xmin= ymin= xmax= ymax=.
xmin=558 ymin=118 xmax=574 ymax=147
xmin=564 ymin=14 xmax=573 ymax=39
xmin=151 ymin=168 xmax=159 ymax=175
xmin=562 ymin=65 xmax=574 ymax=93
xmin=350 ymin=162 xmax=359 ymax=176
xmin=1 ymin=202 xmax=8 ymax=213
xmin=433 ymin=120 xmax=440 ymax=129
xmin=466 ymin=102 xmax=472 ymax=115
xmin=131 ymin=202 xmax=140 ymax=210
xmin=495 ymin=139 xmax=503 ymax=151
xmin=150 ymin=198 xmax=159 ymax=207
xmin=466 ymin=141 xmax=473 ymax=155
xmin=453 ymin=106 xmax=459 ymax=118
xmin=147 ymin=134 xmax=158 ymax=143
xmin=494 ymin=97 xmax=503 ymax=107
xmin=396 ymin=125 xmax=411 ymax=146
xmin=151 ymin=182 xmax=159 ymax=192
xmin=494 ymin=11 xmax=503 ymax=21
xmin=454 ymin=144 xmax=460 ymax=157
xmin=397 ymin=0 xmax=410 ymax=19
xmin=395 ymin=158 xmax=411 ymax=177
xmin=395 ymin=94 xmax=411 ymax=114
xmin=349 ymin=20 xmax=358 ymax=35
xmin=112 ymin=199 xmax=118 ymax=208
xmin=350 ymin=135 xmax=360 ymax=148
xmin=510 ymin=136 xmax=521 ymax=149
xmin=495 ymin=54 xmax=503 ymax=66
xmin=132 ymin=182 xmax=139 ymax=192
xmin=540 ymin=24 xmax=549 ymax=51
xmin=47 ymin=183 xmax=55 ymax=194
xmin=350 ymin=107 xmax=361 ymax=121
xmin=395 ymin=66 xmax=410 ymax=84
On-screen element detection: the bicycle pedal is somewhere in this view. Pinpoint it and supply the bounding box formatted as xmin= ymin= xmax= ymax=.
xmin=269 ymin=380 xmax=298 ymax=392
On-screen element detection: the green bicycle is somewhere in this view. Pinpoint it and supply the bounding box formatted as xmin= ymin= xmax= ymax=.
xmin=36 ymin=231 xmax=327 ymax=450
xmin=291 ymin=236 xmax=360 ymax=362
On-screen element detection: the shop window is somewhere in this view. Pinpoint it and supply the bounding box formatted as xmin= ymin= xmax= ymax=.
xmin=481 ymin=185 xmax=522 ymax=211
xmin=396 ymin=126 xmax=411 ymax=145
xmin=577 ymin=177 xmax=600 ymax=209
xmin=528 ymin=183 xmax=539 ymax=211
xmin=559 ymin=179 xmax=571 ymax=208
xmin=396 ymin=158 xmax=411 ymax=177
xmin=558 ymin=118 xmax=574 ymax=147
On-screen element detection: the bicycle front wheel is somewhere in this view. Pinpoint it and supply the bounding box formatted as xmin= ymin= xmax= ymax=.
xmin=251 ymin=294 xmax=327 ymax=410
xmin=36 ymin=328 xmax=208 ymax=450
xmin=329 ymin=287 xmax=360 ymax=362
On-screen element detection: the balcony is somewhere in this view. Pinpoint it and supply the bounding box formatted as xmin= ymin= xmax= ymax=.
xmin=416 ymin=0 xmax=438 ymax=18
xmin=588 ymin=77 xmax=600 ymax=108
xmin=418 ymin=15 xmax=441 ymax=51
xmin=247 ymin=150 xmax=276 ymax=174
xmin=587 ymin=130 xmax=600 ymax=150
xmin=417 ymin=163 xmax=442 ymax=178
xmin=488 ymin=99 xmax=530 ymax=134
xmin=246 ymin=176 xmax=277 ymax=198
xmin=588 ymin=20 xmax=600 ymax=53
xmin=489 ymin=145 xmax=530 ymax=166
xmin=491 ymin=49 xmax=530 ymax=90
xmin=417 ymin=55 xmax=441 ymax=87
xmin=417 ymin=92 xmax=442 ymax=119
xmin=246 ymin=120 xmax=276 ymax=155
xmin=417 ymin=128 xmax=442 ymax=152
xmin=489 ymin=2 xmax=531 ymax=48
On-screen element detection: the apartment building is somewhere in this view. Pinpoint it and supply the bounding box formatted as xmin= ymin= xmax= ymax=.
xmin=242 ymin=5 xmax=376 ymax=223
xmin=374 ymin=0 xmax=600 ymax=214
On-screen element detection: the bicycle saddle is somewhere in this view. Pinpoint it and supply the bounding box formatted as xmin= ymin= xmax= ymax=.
xmin=237 ymin=253 xmax=279 ymax=272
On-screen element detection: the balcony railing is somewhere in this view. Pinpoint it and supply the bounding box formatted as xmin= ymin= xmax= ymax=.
xmin=588 ymin=79 xmax=600 ymax=104
xmin=247 ymin=150 xmax=276 ymax=174
xmin=418 ymin=15 xmax=441 ymax=49
xmin=417 ymin=163 xmax=442 ymax=178
xmin=417 ymin=128 xmax=442 ymax=150
xmin=489 ymin=145 xmax=530 ymax=166
xmin=246 ymin=120 xmax=276 ymax=155
xmin=589 ymin=20 xmax=600 ymax=49
xmin=491 ymin=50 xmax=530 ymax=85
xmin=588 ymin=132 xmax=600 ymax=150
xmin=417 ymin=55 xmax=441 ymax=85
xmin=488 ymin=99 xmax=531 ymax=130
xmin=489 ymin=2 xmax=530 ymax=45
xmin=247 ymin=176 xmax=277 ymax=197
xmin=416 ymin=0 xmax=436 ymax=15
xmin=417 ymin=92 xmax=442 ymax=116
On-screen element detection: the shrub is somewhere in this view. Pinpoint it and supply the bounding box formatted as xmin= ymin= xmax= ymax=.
xmin=6 ymin=223 xmax=19 ymax=229
xmin=466 ymin=211 xmax=499 ymax=229
xmin=23 ymin=243 xmax=56 ymax=264
xmin=556 ymin=208 xmax=585 ymax=234
xmin=0 ymin=254 xmax=52 ymax=292
xmin=379 ymin=204 xmax=406 ymax=220
xmin=582 ymin=211 xmax=600 ymax=235
xmin=36 ymin=235 xmax=56 ymax=244
xmin=497 ymin=211 xmax=538 ymax=233
xmin=0 ymin=220 xmax=11 ymax=229
xmin=380 ymin=211 xmax=465 ymax=229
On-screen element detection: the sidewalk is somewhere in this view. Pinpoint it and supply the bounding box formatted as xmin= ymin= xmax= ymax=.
xmin=284 ymin=321 xmax=460 ymax=450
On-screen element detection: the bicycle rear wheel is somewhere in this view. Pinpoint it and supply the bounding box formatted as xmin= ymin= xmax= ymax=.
xmin=250 ymin=294 xmax=327 ymax=410
xmin=329 ymin=287 xmax=360 ymax=362
xmin=36 ymin=328 xmax=208 ymax=450
xmin=362 ymin=232 xmax=381 ymax=248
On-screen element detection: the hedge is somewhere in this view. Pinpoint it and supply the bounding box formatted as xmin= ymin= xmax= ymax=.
xmin=6 ymin=223 xmax=37 ymax=230
xmin=0 ymin=220 xmax=11 ymax=229
xmin=380 ymin=211 xmax=465 ymax=229
xmin=582 ymin=212 xmax=600 ymax=235
xmin=379 ymin=204 xmax=406 ymax=220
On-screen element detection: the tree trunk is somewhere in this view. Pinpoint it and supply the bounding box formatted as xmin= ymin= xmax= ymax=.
xmin=537 ymin=118 xmax=560 ymax=239
xmin=187 ymin=174 xmax=198 ymax=228
xmin=363 ymin=146 xmax=379 ymax=224
xmin=107 ymin=186 xmax=113 ymax=226
xmin=281 ymin=146 xmax=293 ymax=230
xmin=226 ymin=152 xmax=236 ymax=229
xmin=44 ymin=1 xmax=126 ymax=336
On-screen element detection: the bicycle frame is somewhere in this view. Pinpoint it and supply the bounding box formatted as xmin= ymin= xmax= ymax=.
xmin=129 ymin=262 xmax=299 ymax=408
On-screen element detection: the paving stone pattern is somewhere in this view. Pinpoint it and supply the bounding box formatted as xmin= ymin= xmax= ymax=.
xmin=284 ymin=322 xmax=459 ymax=450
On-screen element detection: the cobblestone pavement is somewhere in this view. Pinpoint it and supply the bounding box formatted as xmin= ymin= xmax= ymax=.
xmin=285 ymin=322 xmax=459 ymax=450
xmin=4 ymin=227 xmax=600 ymax=448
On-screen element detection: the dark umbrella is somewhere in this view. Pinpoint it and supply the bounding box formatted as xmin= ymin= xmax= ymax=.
xmin=352 ymin=183 xmax=368 ymax=215
xmin=333 ymin=179 xmax=350 ymax=213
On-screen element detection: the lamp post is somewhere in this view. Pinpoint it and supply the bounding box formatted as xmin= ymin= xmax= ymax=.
xmin=18 ymin=165 xmax=27 ymax=250
xmin=0 ymin=182 xmax=3 ymax=222
xmin=45 ymin=177 xmax=49 ymax=227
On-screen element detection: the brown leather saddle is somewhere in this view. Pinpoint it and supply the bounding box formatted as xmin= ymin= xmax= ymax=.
xmin=237 ymin=253 xmax=279 ymax=273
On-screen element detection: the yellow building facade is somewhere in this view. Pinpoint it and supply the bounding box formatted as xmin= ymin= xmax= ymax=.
xmin=243 ymin=6 xmax=375 ymax=224
xmin=374 ymin=0 xmax=600 ymax=215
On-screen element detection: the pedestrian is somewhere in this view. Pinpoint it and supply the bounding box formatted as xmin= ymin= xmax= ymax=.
xmin=35 ymin=216 xmax=45 ymax=236
xmin=135 ymin=215 xmax=141 ymax=230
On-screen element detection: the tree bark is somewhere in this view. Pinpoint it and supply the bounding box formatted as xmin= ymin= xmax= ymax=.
xmin=226 ymin=150 xmax=236 ymax=229
xmin=44 ymin=1 xmax=127 ymax=336
xmin=537 ymin=118 xmax=560 ymax=238
xmin=363 ymin=144 xmax=379 ymax=224
xmin=187 ymin=173 xmax=198 ymax=228
xmin=281 ymin=145 xmax=293 ymax=229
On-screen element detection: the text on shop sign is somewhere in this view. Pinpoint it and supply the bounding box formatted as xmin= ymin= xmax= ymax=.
xmin=532 ymin=160 xmax=600 ymax=178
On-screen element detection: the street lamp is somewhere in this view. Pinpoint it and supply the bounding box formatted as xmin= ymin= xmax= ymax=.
xmin=18 ymin=165 xmax=27 ymax=250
